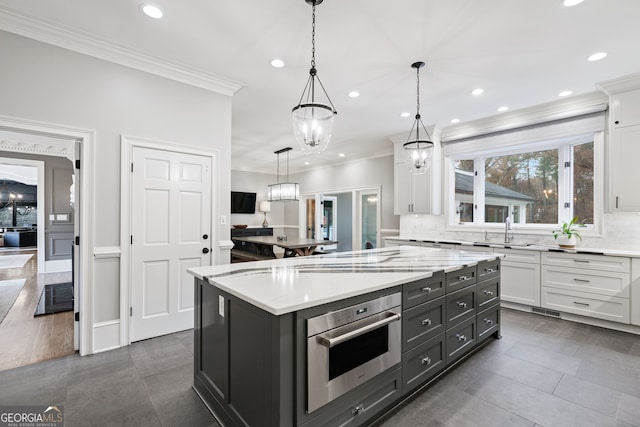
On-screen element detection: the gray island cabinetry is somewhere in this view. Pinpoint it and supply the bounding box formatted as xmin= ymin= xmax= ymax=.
xmin=188 ymin=247 xmax=502 ymax=427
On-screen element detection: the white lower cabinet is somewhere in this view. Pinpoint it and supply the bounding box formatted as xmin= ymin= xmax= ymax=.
xmin=541 ymin=252 xmax=631 ymax=324
xmin=541 ymin=287 xmax=630 ymax=324
xmin=500 ymin=249 xmax=541 ymax=306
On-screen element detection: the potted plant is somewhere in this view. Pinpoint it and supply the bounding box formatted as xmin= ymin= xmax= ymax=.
xmin=552 ymin=217 xmax=583 ymax=248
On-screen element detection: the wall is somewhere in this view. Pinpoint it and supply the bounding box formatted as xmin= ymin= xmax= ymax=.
xmin=0 ymin=31 xmax=232 ymax=352
xmin=326 ymin=192 xmax=353 ymax=252
xmin=289 ymin=155 xmax=398 ymax=233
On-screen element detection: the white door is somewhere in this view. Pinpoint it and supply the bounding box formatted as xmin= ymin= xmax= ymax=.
xmin=130 ymin=146 xmax=212 ymax=342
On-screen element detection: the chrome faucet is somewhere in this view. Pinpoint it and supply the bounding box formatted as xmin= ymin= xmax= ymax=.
xmin=504 ymin=217 xmax=512 ymax=243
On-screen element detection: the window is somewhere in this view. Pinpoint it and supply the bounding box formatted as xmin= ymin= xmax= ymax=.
xmin=448 ymin=139 xmax=595 ymax=228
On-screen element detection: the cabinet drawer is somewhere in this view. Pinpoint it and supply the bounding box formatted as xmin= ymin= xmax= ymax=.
xmin=541 ymin=287 xmax=630 ymax=324
xmin=301 ymin=367 xmax=402 ymax=427
xmin=541 ymin=252 xmax=630 ymax=273
xmin=402 ymin=334 xmax=445 ymax=393
xmin=501 ymin=248 xmax=541 ymax=264
xmin=422 ymin=242 xmax=454 ymax=249
xmin=477 ymin=304 xmax=500 ymax=342
xmin=445 ymin=285 xmax=476 ymax=328
xmin=446 ymin=265 xmax=476 ymax=292
xmin=403 ymin=271 xmax=445 ymax=309
xmin=477 ymin=277 xmax=500 ymax=311
xmin=542 ymin=266 xmax=630 ymax=298
xmin=445 ymin=317 xmax=476 ymax=364
xmin=403 ymin=297 xmax=446 ymax=352
xmin=477 ymin=259 xmax=500 ymax=281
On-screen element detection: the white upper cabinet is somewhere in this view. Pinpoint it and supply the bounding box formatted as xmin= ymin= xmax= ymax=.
xmin=611 ymin=89 xmax=640 ymax=128
xmin=610 ymin=89 xmax=640 ymax=212
xmin=393 ymin=154 xmax=431 ymax=214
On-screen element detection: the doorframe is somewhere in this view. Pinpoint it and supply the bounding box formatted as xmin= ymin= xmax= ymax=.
xmin=120 ymin=135 xmax=218 ymax=346
xmin=0 ymin=114 xmax=95 ymax=356
xmin=355 ymin=188 xmax=382 ymax=250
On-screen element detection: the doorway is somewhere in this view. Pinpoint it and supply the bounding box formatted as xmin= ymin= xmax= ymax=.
xmin=0 ymin=130 xmax=81 ymax=370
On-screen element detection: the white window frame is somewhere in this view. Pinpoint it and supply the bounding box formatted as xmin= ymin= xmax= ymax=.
xmin=444 ymin=131 xmax=603 ymax=236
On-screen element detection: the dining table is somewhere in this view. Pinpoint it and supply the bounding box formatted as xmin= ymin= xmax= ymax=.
xmin=232 ymin=235 xmax=338 ymax=257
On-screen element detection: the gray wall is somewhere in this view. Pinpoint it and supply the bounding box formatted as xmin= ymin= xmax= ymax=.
xmin=232 ymin=155 xmax=399 ymax=243
xmin=327 ymin=192 xmax=353 ymax=252
xmin=0 ymin=30 xmax=232 ymax=352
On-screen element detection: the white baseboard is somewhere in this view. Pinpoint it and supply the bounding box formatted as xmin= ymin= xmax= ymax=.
xmin=45 ymin=259 xmax=72 ymax=273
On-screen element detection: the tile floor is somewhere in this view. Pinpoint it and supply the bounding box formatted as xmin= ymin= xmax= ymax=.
xmin=0 ymin=308 xmax=639 ymax=426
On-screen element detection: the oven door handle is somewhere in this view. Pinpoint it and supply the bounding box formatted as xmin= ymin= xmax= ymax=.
xmin=316 ymin=312 xmax=401 ymax=348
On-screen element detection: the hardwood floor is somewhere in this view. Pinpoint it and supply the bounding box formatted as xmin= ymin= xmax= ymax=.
xmin=0 ymin=249 xmax=75 ymax=372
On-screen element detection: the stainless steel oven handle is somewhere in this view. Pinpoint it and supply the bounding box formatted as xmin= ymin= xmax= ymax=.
xmin=316 ymin=312 xmax=401 ymax=348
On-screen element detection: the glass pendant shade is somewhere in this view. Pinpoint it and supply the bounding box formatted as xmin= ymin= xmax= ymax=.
xmin=403 ymin=61 xmax=434 ymax=176
xmin=292 ymin=103 xmax=335 ymax=154
xmin=292 ymin=0 xmax=337 ymax=155
xmin=403 ymin=139 xmax=434 ymax=175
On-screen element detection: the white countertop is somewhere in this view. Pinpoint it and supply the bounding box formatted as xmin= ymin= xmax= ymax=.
xmin=384 ymin=236 xmax=640 ymax=258
xmin=188 ymin=246 xmax=501 ymax=316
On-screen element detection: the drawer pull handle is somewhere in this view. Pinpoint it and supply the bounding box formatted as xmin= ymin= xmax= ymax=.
xmin=457 ymin=275 xmax=468 ymax=281
xmin=485 ymin=268 xmax=495 ymax=273
xmin=574 ymin=259 xmax=590 ymax=263
xmin=483 ymin=290 xmax=494 ymax=296
xmin=573 ymin=301 xmax=590 ymax=307
xmin=456 ymin=301 xmax=467 ymax=309
xmin=484 ymin=318 xmax=493 ymax=325
xmin=421 ymin=286 xmax=432 ymax=293
xmin=456 ymin=334 xmax=467 ymax=342
xmin=573 ymin=278 xmax=590 ymax=283
xmin=421 ymin=318 xmax=432 ymax=326
xmin=421 ymin=356 xmax=432 ymax=365
xmin=352 ymin=404 xmax=365 ymax=415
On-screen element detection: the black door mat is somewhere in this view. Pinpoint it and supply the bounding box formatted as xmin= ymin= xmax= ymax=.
xmin=34 ymin=282 xmax=73 ymax=316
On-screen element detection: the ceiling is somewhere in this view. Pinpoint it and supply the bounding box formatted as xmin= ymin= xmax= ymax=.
xmin=1 ymin=0 xmax=639 ymax=174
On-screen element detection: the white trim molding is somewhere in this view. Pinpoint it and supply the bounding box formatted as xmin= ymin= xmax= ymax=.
xmin=597 ymin=72 xmax=640 ymax=95
xmin=0 ymin=5 xmax=244 ymax=96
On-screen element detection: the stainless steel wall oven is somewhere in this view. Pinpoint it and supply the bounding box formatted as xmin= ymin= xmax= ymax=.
xmin=306 ymin=292 xmax=402 ymax=413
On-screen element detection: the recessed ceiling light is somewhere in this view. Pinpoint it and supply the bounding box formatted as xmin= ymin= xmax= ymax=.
xmin=304 ymin=161 xmax=310 ymax=165
xmin=450 ymin=118 xmax=460 ymax=124
xmin=400 ymin=112 xmax=411 ymax=118
xmin=497 ymin=106 xmax=509 ymax=112
xmin=561 ymin=0 xmax=584 ymax=6
xmin=270 ymin=59 xmax=285 ymax=68
xmin=472 ymin=88 xmax=484 ymax=96
xmin=588 ymin=52 xmax=607 ymax=62
xmin=339 ymin=153 xmax=345 ymax=157
xmin=140 ymin=4 xmax=163 ymax=19
xmin=348 ymin=91 xmax=360 ymax=98
xmin=558 ymin=90 xmax=573 ymax=97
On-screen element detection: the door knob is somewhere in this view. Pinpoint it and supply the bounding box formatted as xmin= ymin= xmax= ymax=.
xmin=202 ymin=248 xmax=210 ymax=254
xmin=203 ymin=234 xmax=209 ymax=240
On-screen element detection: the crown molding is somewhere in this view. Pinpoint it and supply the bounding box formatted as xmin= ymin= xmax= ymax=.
xmin=439 ymin=91 xmax=608 ymax=143
xmin=596 ymin=72 xmax=640 ymax=95
xmin=0 ymin=6 xmax=244 ymax=96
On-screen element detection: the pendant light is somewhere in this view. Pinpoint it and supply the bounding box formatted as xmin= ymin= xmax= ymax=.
xmin=292 ymin=0 xmax=337 ymax=155
xmin=268 ymin=147 xmax=300 ymax=202
xmin=403 ymin=61 xmax=434 ymax=175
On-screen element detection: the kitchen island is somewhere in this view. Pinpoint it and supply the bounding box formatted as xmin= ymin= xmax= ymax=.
xmin=187 ymin=246 xmax=502 ymax=427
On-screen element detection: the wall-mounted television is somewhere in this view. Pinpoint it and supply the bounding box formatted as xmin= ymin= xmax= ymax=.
xmin=231 ymin=191 xmax=257 ymax=214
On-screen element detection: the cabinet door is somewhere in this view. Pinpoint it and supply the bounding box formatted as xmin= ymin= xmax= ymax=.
xmin=611 ymin=124 xmax=640 ymax=212
xmin=501 ymin=261 xmax=541 ymax=306
xmin=611 ymin=89 xmax=640 ymax=127
xmin=394 ymin=164 xmax=413 ymax=214
xmin=412 ymin=169 xmax=431 ymax=213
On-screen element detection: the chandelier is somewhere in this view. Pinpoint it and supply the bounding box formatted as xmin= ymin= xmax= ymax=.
xmin=291 ymin=0 xmax=337 ymax=155
xmin=267 ymin=147 xmax=299 ymax=202
xmin=403 ymin=61 xmax=434 ymax=175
